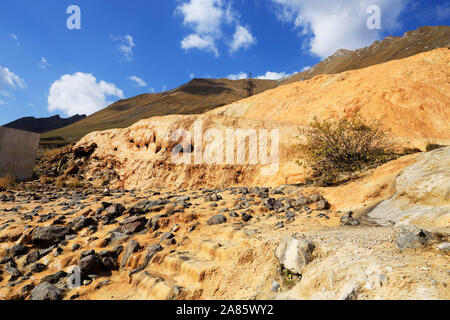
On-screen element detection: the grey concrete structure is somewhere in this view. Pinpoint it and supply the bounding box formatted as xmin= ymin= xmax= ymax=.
xmin=0 ymin=127 xmax=40 ymax=181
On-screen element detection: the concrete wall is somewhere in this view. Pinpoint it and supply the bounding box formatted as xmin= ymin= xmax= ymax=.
xmin=0 ymin=127 xmax=40 ymax=181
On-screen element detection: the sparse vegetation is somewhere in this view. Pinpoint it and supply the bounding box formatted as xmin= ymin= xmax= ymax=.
xmin=54 ymin=176 xmax=83 ymax=189
xmin=278 ymin=267 xmax=301 ymax=290
xmin=426 ymin=143 xmax=446 ymax=152
xmin=0 ymin=174 xmax=16 ymax=189
xmin=39 ymin=176 xmax=54 ymax=185
xmin=298 ymin=115 xmax=398 ymax=185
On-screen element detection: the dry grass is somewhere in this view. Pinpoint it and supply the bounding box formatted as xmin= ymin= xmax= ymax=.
xmin=54 ymin=176 xmax=83 ymax=189
xmin=39 ymin=176 xmax=54 ymax=185
xmin=0 ymin=174 xmax=16 ymax=189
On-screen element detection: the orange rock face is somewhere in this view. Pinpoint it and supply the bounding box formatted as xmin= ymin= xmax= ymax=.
xmin=74 ymin=49 xmax=450 ymax=190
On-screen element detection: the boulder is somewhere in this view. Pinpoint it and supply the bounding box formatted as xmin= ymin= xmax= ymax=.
xmin=30 ymin=283 xmax=63 ymax=300
xmin=340 ymin=211 xmax=360 ymax=226
xmin=69 ymin=216 xmax=98 ymax=231
xmin=437 ymin=242 xmax=450 ymax=253
xmin=10 ymin=244 xmax=28 ymax=257
xmin=395 ymin=227 xmax=432 ymax=250
xmin=106 ymin=204 xmax=126 ymax=216
xmin=316 ymin=199 xmax=330 ymax=210
xmin=32 ymin=226 xmax=72 ymax=247
xmin=78 ymin=254 xmax=104 ymax=275
xmin=207 ymin=214 xmax=227 ymax=225
xmin=102 ymin=257 xmax=119 ymax=271
xmin=275 ymin=236 xmax=315 ymax=275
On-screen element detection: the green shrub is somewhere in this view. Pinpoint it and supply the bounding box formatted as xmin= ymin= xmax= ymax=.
xmin=298 ymin=116 xmax=398 ymax=185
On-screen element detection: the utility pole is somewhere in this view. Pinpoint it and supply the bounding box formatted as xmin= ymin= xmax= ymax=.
xmin=244 ymin=72 xmax=256 ymax=97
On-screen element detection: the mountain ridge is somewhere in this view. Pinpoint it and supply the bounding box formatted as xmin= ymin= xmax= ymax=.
xmin=2 ymin=114 xmax=86 ymax=134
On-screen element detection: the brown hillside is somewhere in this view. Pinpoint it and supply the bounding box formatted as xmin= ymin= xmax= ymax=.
xmin=281 ymin=25 xmax=450 ymax=85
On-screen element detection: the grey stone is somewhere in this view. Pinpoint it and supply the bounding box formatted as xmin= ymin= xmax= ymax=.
xmin=32 ymin=226 xmax=72 ymax=247
xmin=120 ymin=240 xmax=140 ymax=269
xmin=78 ymin=254 xmax=104 ymax=275
xmin=101 ymin=257 xmax=119 ymax=271
xmin=340 ymin=211 xmax=360 ymax=226
xmin=270 ymin=281 xmax=280 ymax=292
xmin=207 ymin=214 xmax=227 ymax=225
xmin=316 ymin=199 xmax=330 ymax=210
xmin=437 ymin=242 xmax=450 ymax=253
xmin=395 ymin=227 xmax=432 ymax=250
xmin=275 ymin=236 xmax=315 ymax=275
xmin=30 ymin=263 xmax=47 ymax=274
xmin=10 ymin=244 xmax=28 ymax=257
xmin=30 ymin=282 xmax=63 ymax=300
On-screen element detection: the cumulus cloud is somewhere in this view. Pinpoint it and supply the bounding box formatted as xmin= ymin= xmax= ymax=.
xmin=181 ymin=33 xmax=218 ymax=56
xmin=271 ymin=0 xmax=406 ymax=58
xmin=229 ymin=25 xmax=256 ymax=54
xmin=39 ymin=57 xmax=50 ymax=69
xmin=176 ymin=0 xmax=256 ymax=56
xmin=256 ymin=71 xmax=293 ymax=80
xmin=127 ymin=75 xmax=148 ymax=87
xmin=226 ymin=72 xmax=248 ymax=80
xmin=227 ymin=70 xmax=296 ymax=80
xmin=47 ymin=72 xmax=124 ymax=116
xmin=111 ymin=35 xmax=135 ymax=62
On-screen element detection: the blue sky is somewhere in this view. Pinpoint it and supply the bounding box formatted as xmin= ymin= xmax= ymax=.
xmin=0 ymin=0 xmax=449 ymax=124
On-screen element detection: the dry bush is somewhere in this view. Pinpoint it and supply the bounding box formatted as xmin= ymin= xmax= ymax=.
xmin=39 ymin=176 xmax=54 ymax=185
xmin=426 ymin=143 xmax=446 ymax=152
xmin=298 ymin=115 xmax=398 ymax=185
xmin=54 ymin=176 xmax=83 ymax=189
xmin=0 ymin=174 xmax=16 ymax=189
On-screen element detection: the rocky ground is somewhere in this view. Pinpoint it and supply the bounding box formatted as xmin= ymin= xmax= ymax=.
xmin=0 ymin=179 xmax=448 ymax=300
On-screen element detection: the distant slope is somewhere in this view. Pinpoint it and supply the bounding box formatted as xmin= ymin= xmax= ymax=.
xmin=3 ymin=114 xmax=86 ymax=134
xmin=41 ymin=78 xmax=277 ymax=144
xmin=281 ymin=25 xmax=450 ymax=85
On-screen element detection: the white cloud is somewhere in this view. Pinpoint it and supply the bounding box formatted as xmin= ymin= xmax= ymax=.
xmin=127 ymin=75 xmax=148 ymax=87
xmin=148 ymin=87 xmax=156 ymax=93
xmin=226 ymin=72 xmax=248 ymax=80
xmin=0 ymin=100 xmax=7 ymax=106
xmin=229 ymin=25 xmax=256 ymax=54
xmin=189 ymin=72 xmax=195 ymax=79
xmin=176 ymin=0 xmax=255 ymax=56
xmin=301 ymin=66 xmax=311 ymax=72
xmin=256 ymin=71 xmax=292 ymax=80
xmin=0 ymin=66 xmax=26 ymax=98
xmin=27 ymin=102 xmax=35 ymax=107
xmin=227 ymin=70 xmax=296 ymax=80
xmin=111 ymin=35 xmax=135 ymax=62
xmin=47 ymin=72 xmax=124 ymax=116
xmin=181 ymin=33 xmax=218 ymax=56
xmin=39 ymin=57 xmax=50 ymax=69
xmin=271 ymin=0 xmax=406 ymax=58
